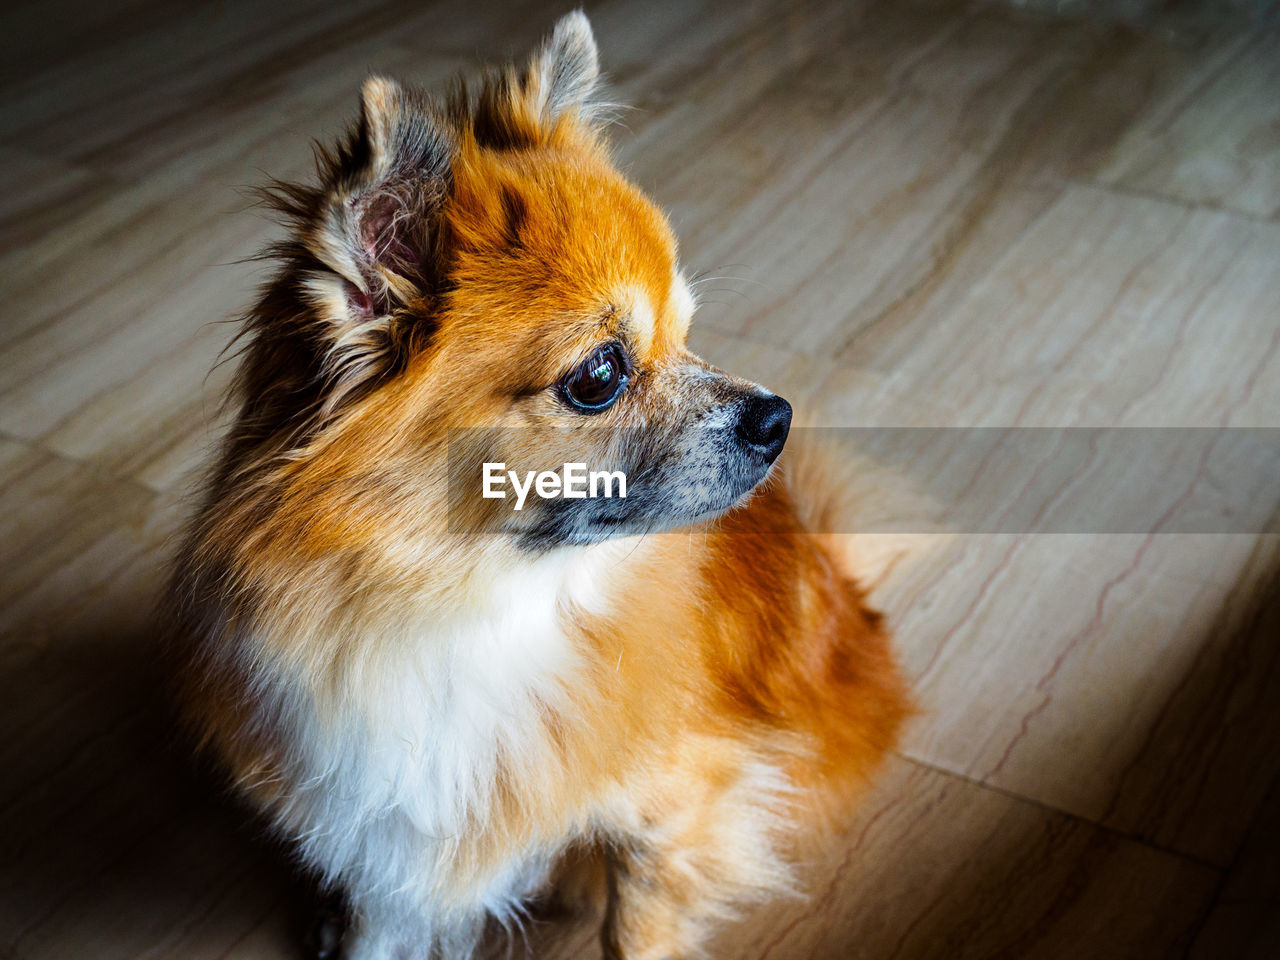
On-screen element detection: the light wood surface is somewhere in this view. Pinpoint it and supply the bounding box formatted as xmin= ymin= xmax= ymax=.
xmin=1 ymin=0 xmax=1278 ymax=957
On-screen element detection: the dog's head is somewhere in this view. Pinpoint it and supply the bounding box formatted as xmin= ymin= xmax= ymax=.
xmin=235 ymin=13 xmax=790 ymax=551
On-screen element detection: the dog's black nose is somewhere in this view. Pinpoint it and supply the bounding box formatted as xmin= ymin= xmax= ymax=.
xmin=736 ymin=394 xmax=792 ymax=463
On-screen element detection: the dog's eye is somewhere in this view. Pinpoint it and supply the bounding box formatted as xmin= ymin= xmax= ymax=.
xmin=562 ymin=344 xmax=628 ymax=412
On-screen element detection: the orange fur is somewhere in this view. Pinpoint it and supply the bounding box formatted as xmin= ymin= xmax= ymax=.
xmin=166 ymin=13 xmax=908 ymax=959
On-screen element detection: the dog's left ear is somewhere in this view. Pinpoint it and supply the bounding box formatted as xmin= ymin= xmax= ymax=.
xmin=472 ymin=11 xmax=608 ymax=149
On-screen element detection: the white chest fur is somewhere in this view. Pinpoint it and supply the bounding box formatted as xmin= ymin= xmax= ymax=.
xmin=271 ymin=546 xmax=614 ymax=936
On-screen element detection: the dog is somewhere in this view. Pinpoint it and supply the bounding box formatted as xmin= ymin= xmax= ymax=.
xmin=166 ymin=12 xmax=909 ymax=959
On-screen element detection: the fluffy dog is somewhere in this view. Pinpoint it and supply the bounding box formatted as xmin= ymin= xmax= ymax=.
xmin=167 ymin=12 xmax=908 ymax=959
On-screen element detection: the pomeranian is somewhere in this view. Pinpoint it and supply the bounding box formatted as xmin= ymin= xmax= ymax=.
xmin=166 ymin=12 xmax=908 ymax=959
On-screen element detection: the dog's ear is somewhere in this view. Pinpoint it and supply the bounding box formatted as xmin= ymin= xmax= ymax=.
xmin=270 ymin=76 xmax=454 ymax=416
xmin=313 ymin=76 xmax=453 ymax=315
xmin=472 ymin=11 xmax=608 ymax=149
xmin=525 ymin=11 xmax=602 ymax=129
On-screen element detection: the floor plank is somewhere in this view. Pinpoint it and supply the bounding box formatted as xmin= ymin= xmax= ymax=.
xmin=0 ymin=439 xmax=302 ymax=960
xmin=1 ymin=0 xmax=1277 ymax=956
xmin=1091 ymin=28 xmax=1280 ymax=220
xmin=518 ymin=758 xmax=1224 ymax=960
xmin=1188 ymin=770 xmax=1280 ymax=960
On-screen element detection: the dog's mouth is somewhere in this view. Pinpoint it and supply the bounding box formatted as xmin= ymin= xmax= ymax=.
xmin=584 ymin=475 xmax=765 ymax=534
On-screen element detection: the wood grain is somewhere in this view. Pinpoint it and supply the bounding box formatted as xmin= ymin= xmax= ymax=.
xmin=1 ymin=0 xmax=1277 ymax=956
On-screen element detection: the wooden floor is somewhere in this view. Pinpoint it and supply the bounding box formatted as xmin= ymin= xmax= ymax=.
xmin=2 ymin=0 xmax=1279 ymax=957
